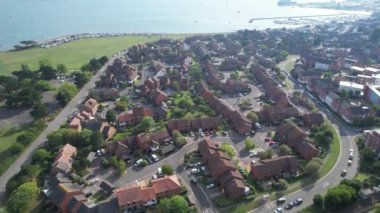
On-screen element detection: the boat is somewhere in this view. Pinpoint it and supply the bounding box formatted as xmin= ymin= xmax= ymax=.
xmin=278 ymin=0 xmax=296 ymax=6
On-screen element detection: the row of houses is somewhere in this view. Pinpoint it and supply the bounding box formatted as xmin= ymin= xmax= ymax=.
xmin=308 ymin=78 xmax=375 ymax=124
xmin=167 ymin=117 xmax=222 ymax=133
xmin=48 ymin=174 xmax=183 ymax=213
xmin=197 ymin=82 xmax=252 ymax=135
xmin=275 ymin=122 xmax=319 ymax=160
xmin=202 ymin=59 xmax=250 ymax=94
xmin=117 ymin=104 xmax=168 ymax=129
xmin=198 ymin=139 xmax=248 ymax=198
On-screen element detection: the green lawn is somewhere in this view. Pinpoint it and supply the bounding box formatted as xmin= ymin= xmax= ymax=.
xmin=0 ymin=127 xmax=27 ymax=175
xmin=355 ymin=172 xmax=372 ymax=182
xmin=0 ymin=34 xmax=188 ymax=75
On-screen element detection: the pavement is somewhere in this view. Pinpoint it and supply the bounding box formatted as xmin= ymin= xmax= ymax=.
xmin=248 ymin=73 xmax=360 ymax=213
xmin=0 ymin=52 xmax=124 ymax=202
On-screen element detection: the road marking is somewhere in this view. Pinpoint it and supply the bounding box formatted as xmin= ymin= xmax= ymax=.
xmin=323 ymin=181 xmax=330 ymax=188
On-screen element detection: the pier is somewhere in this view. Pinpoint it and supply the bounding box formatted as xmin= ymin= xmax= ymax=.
xmin=249 ymin=13 xmax=354 ymax=23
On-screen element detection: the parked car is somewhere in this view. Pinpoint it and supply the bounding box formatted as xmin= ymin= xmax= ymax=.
xmin=86 ymin=174 xmax=96 ymax=180
xmin=249 ymin=150 xmax=258 ymax=158
xmin=349 ymin=155 xmax=354 ymax=160
xmin=349 ymin=148 xmax=354 ymax=153
xmin=90 ymin=178 xmax=99 ymax=185
xmin=347 ymin=160 xmax=352 ymax=166
xmin=190 ymin=177 xmax=197 ymax=184
xmin=294 ymin=198 xmax=303 ymax=206
xmin=157 ymin=167 xmax=163 ymax=177
xmin=264 ymin=138 xmax=271 ymax=142
xmin=284 ymin=202 xmax=294 ymax=210
xmin=341 ymin=169 xmax=347 ymax=177
xmin=206 ymin=183 xmax=215 ymax=189
xmin=274 ymin=207 xmax=283 ymax=213
xmin=191 ymin=168 xmax=200 ymax=174
xmin=277 ymin=197 xmax=286 ymax=204
xmin=151 ymin=154 xmax=159 ymax=162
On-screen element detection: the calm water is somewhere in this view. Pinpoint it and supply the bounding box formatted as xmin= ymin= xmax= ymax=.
xmin=0 ymin=0 xmax=348 ymax=50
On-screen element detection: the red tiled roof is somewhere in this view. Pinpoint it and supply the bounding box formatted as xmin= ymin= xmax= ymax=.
xmin=116 ymin=185 xmax=156 ymax=207
xmin=151 ymin=175 xmax=181 ymax=195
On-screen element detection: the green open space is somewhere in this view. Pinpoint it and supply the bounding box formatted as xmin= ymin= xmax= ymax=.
xmin=0 ymin=34 xmax=188 ymax=75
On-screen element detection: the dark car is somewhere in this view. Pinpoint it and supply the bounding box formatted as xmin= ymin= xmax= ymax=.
xmin=284 ymin=202 xmax=294 ymax=210
xmin=294 ymin=198 xmax=303 ymax=206
xmin=341 ymin=169 xmax=347 ymax=177
xmin=86 ymin=173 xmax=96 ymax=180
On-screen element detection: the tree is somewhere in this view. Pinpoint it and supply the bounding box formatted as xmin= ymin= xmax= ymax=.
xmin=313 ymin=194 xmax=324 ymax=208
xmin=244 ymin=138 xmax=255 ymax=150
xmin=279 ymin=144 xmax=292 ymax=156
xmin=30 ymin=102 xmax=48 ymax=119
xmin=116 ymin=160 xmax=126 ymax=175
xmin=162 ymin=164 xmax=174 ymax=175
xmin=32 ymin=148 xmax=50 ymax=163
xmin=305 ymin=158 xmax=322 ymax=175
xmin=189 ymin=63 xmax=202 ymax=81
xmin=137 ymin=116 xmax=155 ymax=133
xmin=39 ymin=64 xmax=57 ymax=80
xmin=230 ymin=71 xmax=240 ymax=80
xmin=56 ymin=64 xmax=68 ymax=75
xmin=171 ymin=81 xmax=180 ymax=91
xmin=158 ymin=195 xmax=189 ymax=213
xmin=16 ymin=131 xmax=36 ymax=146
xmin=72 ymin=71 xmax=90 ymax=88
xmin=6 ymin=181 xmax=39 ymax=213
xmin=277 ymin=179 xmax=288 ymax=190
xmin=258 ymin=149 xmax=273 ymax=160
xmin=220 ymin=143 xmax=236 ymax=158
xmin=247 ymin=111 xmax=258 ymax=123
xmin=324 ymin=184 xmax=358 ymax=210
xmin=98 ymin=56 xmax=109 ymax=65
xmin=361 ymin=147 xmax=375 ymax=162
xmin=10 ymin=143 xmax=23 ymax=154
xmin=91 ymin=131 xmax=105 ymax=149
xmin=106 ymin=109 xmax=117 ymax=123
xmin=56 ymin=82 xmax=78 ymax=106
xmin=35 ymin=80 xmax=51 ymax=92
xmin=322 ymin=71 xmax=333 ymax=79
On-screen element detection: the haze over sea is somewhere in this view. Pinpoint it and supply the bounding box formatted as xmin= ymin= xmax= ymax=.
xmin=0 ymin=0 xmax=363 ymax=50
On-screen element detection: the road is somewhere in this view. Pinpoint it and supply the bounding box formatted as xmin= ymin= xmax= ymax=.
xmin=102 ymin=138 xmax=217 ymax=212
xmin=249 ymin=75 xmax=360 ymax=213
xmin=0 ymin=52 xmax=123 ymax=202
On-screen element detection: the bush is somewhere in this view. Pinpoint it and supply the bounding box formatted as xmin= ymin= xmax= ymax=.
xmin=244 ymin=139 xmax=255 ymax=150
xmin=16 ymin=131 xmax=37 ymax=146
xmin=10 ymin=143 xmax=24 ymax=154
xmin=220 ymin=143 xmax=236 ymax=158
xmin=6 ymin=181 xmax=40 ymax=213
xmin=162 ymin=164 xmax=174 ymax=175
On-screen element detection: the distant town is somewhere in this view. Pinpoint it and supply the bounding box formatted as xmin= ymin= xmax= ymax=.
xmin=2 ymin=8 xmax=380 ymax=213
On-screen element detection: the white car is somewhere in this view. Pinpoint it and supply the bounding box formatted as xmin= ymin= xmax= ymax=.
xmin=151 ymin=154 xmax=159 ymax=162
xmin=349 ymin=148 xmax=354 ymax=153
xmin=249 ymin=150 xmax=258 ymax=157
xmin=206 ymin=183 xmax=215 ymax=189
xmin=274 ymin=207 xmax=283 ymax=213
xmin=90 ymin=178 xmax=99 ymax=185
xmin=190 ymin=168 xmax=200 ymax=174
xmin=348 ymin=160 xmax=352 ymax=166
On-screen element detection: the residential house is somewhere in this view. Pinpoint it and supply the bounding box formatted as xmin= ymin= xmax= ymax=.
xmin=364 ymin=129 xmax=380 ymax=155
xmin=197 ymin=83 xmax=252 ymax=135
xmin=151 ymin=89 xmax=168 ymax=106
xmin=105 ymin=140 xmax=130 ymax=160
xmin=84 ymin=120 xmax=116 ymax=141
xmin=339 ymin=101 xmax=374 ymax=124
xmin=49 ymin=183 xmax=84 ymax=213
xmin=275 ymin=123 xmax=319 ymax=160
xmin=117 ymin=105 xmax=167 ymax=128
xmin=115 ymin=175 xmax=182 ymax=211
xmin=198 ymin=139 xmax=246 ymax=198
xmin=256 ymin=106 xmax=299 ymax=125
xmin=51 ymin=144 xmax=77 ymax=174
xmin=116 ymin=184 xmax=157 ymax=211
xmin=151 ymin=175 xmax=182 ymax=198
xmin=83 ymin=98 xmax=99 ymax=117
xmin=167 ymin=117 xmax=222 ymax=133
xmin=364 ymin=85 xmax=380 ymax=106
xmin=90 ymin=88 xmax=120 ymax=101
xmin=303 ymin=113 xmax=324 ymax=127
xmin=68 ymin=117 xmax=82 ymax=132
xmin=250 ymin=155 xmax=298 ymax=179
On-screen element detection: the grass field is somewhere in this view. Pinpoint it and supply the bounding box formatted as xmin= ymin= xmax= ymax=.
xmin=0 ymin=34 xmax=188 ymax=75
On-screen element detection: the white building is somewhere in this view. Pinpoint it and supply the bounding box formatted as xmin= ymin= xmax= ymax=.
xmin=339 ymin=81 xmax=364 ymax=93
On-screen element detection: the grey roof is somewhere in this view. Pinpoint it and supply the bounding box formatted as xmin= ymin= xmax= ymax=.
xmin=84 ymin=120 xmax=103 ymax=132
xmin=67 ymin=195 xmax=87 ymax=212
xmin=49 ymin=172 xmax=72 ymax=188
xmin=161 ymin=144 xmax=176 ymax=155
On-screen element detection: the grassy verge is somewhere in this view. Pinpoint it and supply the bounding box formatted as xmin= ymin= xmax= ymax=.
xmin=221 ymin=122 xmax=341 ymax=213
xmin=0 ymin=34 xmax=188 ymax=75
xmin=0 ymin=122 xmax=47 ymax=175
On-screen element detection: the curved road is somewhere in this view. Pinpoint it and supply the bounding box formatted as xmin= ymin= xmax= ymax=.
xmin=249 ymin=85 xmax=360 ymax=213
xmin=0 ymin=53 xmax=123 ymax=202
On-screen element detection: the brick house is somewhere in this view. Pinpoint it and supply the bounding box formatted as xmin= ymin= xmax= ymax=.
xmin=303 ymin=113 xmax=324 ymax=127
xmin=275 ymin=123 xmax=319 ymax=160
xmin=49 ymin=183 xmax=84 ymax=213
xmin=256 ymin=106 xmax=299 ymax=125
xmin=151 ymin=175 xmax=182 ymax=199
xmin=51 ymin=144 xmax=77 ymax=174
xmin=167 ymin=117 xmax=222 ymax=133
xmin=151 ymin=89 xmax=168 ymax=106
xmin=250 ymin=155 xmax=298 ymax=179
xmin=364 ymin=129 xmax=380 ymax=155
xmin=83 ymin=98 xmax=99 ymax=117
xmin=198 ymin=139 xmax=246 ymax=198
